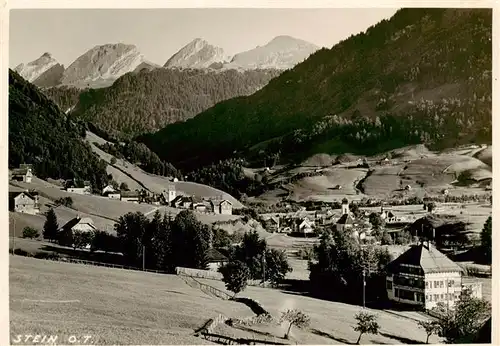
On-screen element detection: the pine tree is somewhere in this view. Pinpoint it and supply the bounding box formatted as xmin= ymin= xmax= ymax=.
xmin=43 ymin=208 xmax=59 ymax=242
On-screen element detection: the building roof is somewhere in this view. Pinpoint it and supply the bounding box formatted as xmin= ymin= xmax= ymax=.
xmin=387 ymin=243 xmax=464 ymax=274
xmin=121 ymin=191 xmax=140 ymax=198
xmin=11 ymin=168 xmax=30 ymax=176
xmin=205 ymin=248 xmax=228 ymax=263
xmin=61 ymin=217 xmax=96 ymax=231
xmin=336 ymin=214 xmax=356 ymax=225
xmin=9 ymin=191 xmax=36 ymax=201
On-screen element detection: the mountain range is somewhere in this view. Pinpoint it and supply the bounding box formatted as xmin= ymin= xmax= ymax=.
xmin=138 ymin=8 xmax=492 ymax=171
xmin=14 ymin=36 xmax=320 ymax=89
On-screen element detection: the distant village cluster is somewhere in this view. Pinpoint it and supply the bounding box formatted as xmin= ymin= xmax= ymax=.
xmin=8 ymin=164 xmax=233 ymax=216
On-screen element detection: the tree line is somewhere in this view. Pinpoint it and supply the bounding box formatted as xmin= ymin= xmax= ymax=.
xmin=139 ymin=8 xmax=491 ymax=172
xmin=8 ymin=69 xmax=109 ymax=191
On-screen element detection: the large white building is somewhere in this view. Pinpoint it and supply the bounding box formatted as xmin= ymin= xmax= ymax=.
xmin=386 ymin=242 xmax=481 ymax=310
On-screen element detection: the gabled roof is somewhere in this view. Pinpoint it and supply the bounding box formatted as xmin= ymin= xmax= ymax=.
xmin=9 ymin=191 xmax=36 ymax=201
xmin=336 ymin=214 xmax=356 ymax=225
xmin=121 ymin=191 xmax=140 ymax=198
xmin=11 ymin=168 xmax=30 ymax=176
xmin=205 ymin=248 xmax=228 ymax=263
xmin=61 ymin=217 xmax=96 ymax=231
xmin=387 ymin=244 xmax=463 ymax=274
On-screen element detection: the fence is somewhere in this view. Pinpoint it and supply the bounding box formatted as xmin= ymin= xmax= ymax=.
xmin=44 ymin=256 xmax=169 ymax=274
xmin=175 ymin=267 xmax=266 ymax=287
xmin=176 ymin=266 xmax=223 ymax=280
xmin=181 ymin=275 xmax=233 ymax=300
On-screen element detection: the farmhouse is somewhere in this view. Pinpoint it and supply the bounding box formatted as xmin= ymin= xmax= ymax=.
xmin=121 ymin=191 xmax=140 ymax=203
xmin=10 ymin=165 xmax=34 ymax=183
xmin=205 ymin=248 xmax=229 ymax=272
xmin=385 ymin=242 xmax=478 ymax=310
xmin=9 ymin=191 xmax=40 ymax=215
xmin=66 ymin=180 xmax=92 ymax=195
xmin=192 ymin=198 xmax=211 ymax=213
xmin=263 ymin=216 xmax=280 ymax=233
xmin=171 ymin=195 xmax=193 ymax=209
xmin=60 ymin=216 xmax=97 ymax=233
xmin=296 ymin=217 xmax=315 ymax=234
xmin=210 ymin=198 xmax=233 ymax=215
xmin=102 ymin=184 xmax=116 ymax=195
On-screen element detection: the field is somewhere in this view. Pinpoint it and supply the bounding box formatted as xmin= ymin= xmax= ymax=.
xmin=10 ymin=256 xmax=256 ymax=345
xmin=255 ymin=145 xmax=492 ymax=204
xmin=10 ymin=256 xmax=441 ymax=345
xmin=194 ymin=278 xmax=442 ymax=345
xmin=86 ymin=132 xmax=244 ymax=208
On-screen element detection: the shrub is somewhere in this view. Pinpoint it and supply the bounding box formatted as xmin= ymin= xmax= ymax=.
xmin=22 ymin=227 xmax=40 ymax=239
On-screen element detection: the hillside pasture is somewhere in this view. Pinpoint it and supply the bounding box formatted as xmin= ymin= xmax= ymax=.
xmin=195 ymin=278 xmax=442 ymax=345
xmin=10 ymin=256 xmax=254 ymax=345
xmin=86 ymin=133 xmax=244 ymax=208
xmin=473 ymin=146 xmax=492 ymax=166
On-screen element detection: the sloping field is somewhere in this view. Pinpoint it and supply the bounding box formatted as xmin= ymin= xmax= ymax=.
xmin=195 ymin=278 xmax=442 ymax=345
xmin=86 ymin=132 xmax=243 ymax=208
xmin=106 ymin=164 xmax=143 ymax=191
xmin=10 ymin=256 xmax=254 ymax=345
xmin=474 ymin=146 xmax=492 ymax=166
xmin=13 ymin=179 xmax=154 ymax=221
xmin=301 ymin=153 xmax=335 ymax=167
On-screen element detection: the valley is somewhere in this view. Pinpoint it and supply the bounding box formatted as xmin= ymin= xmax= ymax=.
xmin=7 ymin=7 xmax=493 ymax=346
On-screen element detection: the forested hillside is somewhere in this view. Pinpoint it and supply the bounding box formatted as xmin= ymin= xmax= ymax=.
xmin=63 ymin=68 xmax=281 ymax=139
xmin=139 ymin=9 xmax=492 ymax=171
xmin=8 ymin=70 xmax=108 ymax=189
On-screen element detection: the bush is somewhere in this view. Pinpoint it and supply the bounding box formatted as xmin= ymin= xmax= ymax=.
xmin=22 ymin=227 xmax=40 ymax=239
xmin=13 ymin=248 xmax=32 ymax=257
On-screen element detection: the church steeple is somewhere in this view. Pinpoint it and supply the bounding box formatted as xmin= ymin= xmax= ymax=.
xmin=341 ymin=198 xmax=350 ymax=215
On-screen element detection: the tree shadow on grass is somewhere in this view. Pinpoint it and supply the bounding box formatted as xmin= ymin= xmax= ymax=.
xmin=229 ymin=323 xmax=277 ymax=339
xmin=379 ymin=332 xmax=422 ymax=344
xmin=310 ymin=328 xmax=355 ymax=344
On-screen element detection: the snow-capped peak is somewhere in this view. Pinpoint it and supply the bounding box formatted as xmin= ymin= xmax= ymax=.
xmin=61 ymin=43 xmax=145 ymax=87
xmin=164 ymin=38 xmax=228 ymax=69
xmin=14 ymin=52 xmax=60 ymax=82
xmin=226 ymin=35 xmax=320 ymax=70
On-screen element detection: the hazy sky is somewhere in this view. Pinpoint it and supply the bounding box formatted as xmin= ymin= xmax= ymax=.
xmin=9 ymin=8 xmax=398 ymax=67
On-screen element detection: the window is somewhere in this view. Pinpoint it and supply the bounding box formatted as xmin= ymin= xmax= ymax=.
xmin=434 ymin=281 xmax=439 ymax=288
xmin=386 ymin=281 xmax=393 ymax=290
xmin=425 ymin=281 xmax=429 ymax=288
xmin=440 ymin=281 xmax=444 ymax=288
xmin=440 ymin=294 xmax=444 ymax=300
xmin=434 ymin=294 xmax=439 ymax=301
xmin=429 ymin=295 xmax=432 ymax=301
xmin=449 ymin=280 xmax=454 ymax=287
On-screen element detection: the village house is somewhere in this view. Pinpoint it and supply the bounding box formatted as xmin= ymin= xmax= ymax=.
xmin=10 ymin=164 xmax=34 ymax=183
xmin=101 ymin=185 xmax=121 ymax=199
xmin=296 ymin=217 xmax=315 ymax=235
xmin=263 ymin=216 xmax=280 ymax=233
xmin=192 ymin=198 xmax=212 ymax=213
xmin=9 ymin=191 xmax=40 ymax=215
xmin=210 ymin=198 xmax=233 ymax=215
xmin=60 ymin=216 xmax=97 ymax=233
xmin=205 ymin=248 xmax=229 ymax=272
xmin=171 ymin=195 xmax=194 ymax=209
xmin=385 ymin=242 xmax=481 ymax=311
xmin=66 ymin=180 xmax=92 ymax=195
xmin=120 ymin=190 xmax=141 ymax=203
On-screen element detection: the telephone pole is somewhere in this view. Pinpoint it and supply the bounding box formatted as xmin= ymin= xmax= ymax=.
xmin=142 ymin=245 xmax=146 ymax=271
xmin=262 ymin=254 xmax=266 ymax=286
xmin=362 ymin=269 xmax=366 ymax=308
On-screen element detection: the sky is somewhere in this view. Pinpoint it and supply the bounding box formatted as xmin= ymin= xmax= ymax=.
xmin=9 ymin=8 xmax=398 ymax=67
